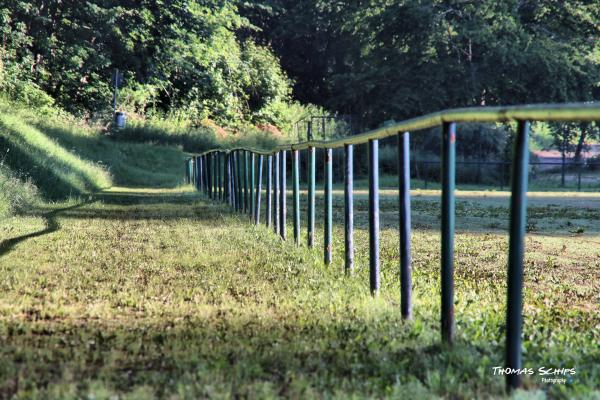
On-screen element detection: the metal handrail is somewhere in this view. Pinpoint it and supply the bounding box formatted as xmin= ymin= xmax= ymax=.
xmin=191 ymin=102 xmax=600 ymax=156
xmin=184 ymin=102 xmax=600 ymax=392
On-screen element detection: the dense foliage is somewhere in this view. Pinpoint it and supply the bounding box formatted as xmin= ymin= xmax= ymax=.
xmin=0 ymin=0 xmax=291 ymax=126
xmin=242 ymin=0 xmax=600 ymax=129
xmin=0 ymin=0 xmax=598 ymax=145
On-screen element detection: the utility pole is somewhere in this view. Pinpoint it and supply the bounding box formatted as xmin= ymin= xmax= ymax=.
xmin=561 ymin=128 xmax=567 ymax=187
xmin=113 ymin=68 xmax=120 ymax=115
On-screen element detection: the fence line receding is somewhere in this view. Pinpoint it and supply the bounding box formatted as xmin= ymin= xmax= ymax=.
xmin=183 ymin=102 xmax=600 ymax=392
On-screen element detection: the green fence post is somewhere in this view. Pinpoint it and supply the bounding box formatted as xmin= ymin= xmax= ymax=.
xmin=280 ymin=150 xmax=287 ymax=240
xmin=207 ymin=153 xmax=213 ymax=199
xmin=225 ymin=153 xmax=230 ymax=206
xmin=236 ymin=150 xmax=243 ymax=211
xmin=308 ymin=146 xmax=316 ymax=248
xmin=274 ymin=152 xmax=280 ymax=233
xmin=229 ymin=153 xmax=234 ymax=206
xmin=266 ymin=155 xmax=273 ymax=228
xmin=185 ymin=159 xmax=190 ymax=184
xmin=441 ymin=122 xmax=456 ymax=343
xmin=194 ymin=157 xmax=197 ymax=185
xmin=368 ymin=139 xmax=380 ymax=295
xmin=190 ymin=158 xmax=195 ymax=187
xmin=344 ymin=144 xmax=354 ymax=275
xmin=324 ymin=148 xmax=333 ymax=265
xmin=198 ymin=157 xmax=204 ymax=193
xmin=214 ymin=153 xmax=218 ymax=200
xmin=293 ymin=149 xmax=300 ymax=245
xmin=231 ymin=153 xmax=237 ymax=209
xmin=255 ymin=155 xmax=263 ymax=224
xmin=190 ymin=158 xmax=194 ymax=186
xmin=202 ymin=155 xmax=207 ymax=196
xmin=505 ymin=120 xmax=530 ymax=391
xmin=222 ymin=152 xmax=227 ymax=203
xmin=399 ymin=132 xmax=412 ymax=319
xmin=243 ymin=151 xmax=249 ymax=213
xmin=250 ymin=152 xmax=256 ymax=220
xmin=218 ymin=152 xmax=223 ymax=201
xmin=192 ymin=158 xmax=197 ymax=187
xmin=200 ymin=156 xmax=204 ymax=193
xmin=212 ymin=152 xmax=217 ymax=201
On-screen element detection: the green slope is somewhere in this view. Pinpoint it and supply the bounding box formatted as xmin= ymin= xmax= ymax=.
xmin=0 ymin=102 xmax=189 ymax=216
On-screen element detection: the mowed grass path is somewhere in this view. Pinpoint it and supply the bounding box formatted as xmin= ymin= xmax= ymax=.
xmin=0 ymin=186 xmax=598 ymax=399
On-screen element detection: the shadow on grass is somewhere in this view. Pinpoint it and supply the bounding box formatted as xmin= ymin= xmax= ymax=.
xmin=0 ymin=135 xmax=101 ymax=200
xmin=20 ymin=189 xmax=218 ymax=224
xmin=0 ymin=199 xmax=96 ymax=257
xmin=0 ymin=315 xmax=496 ymax=398
xmin=1 ymin=311 xmax=596 ymax=398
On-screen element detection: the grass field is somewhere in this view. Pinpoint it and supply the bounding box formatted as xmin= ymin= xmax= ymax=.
xmin=0 ymin=179 xmax=598 ymax=399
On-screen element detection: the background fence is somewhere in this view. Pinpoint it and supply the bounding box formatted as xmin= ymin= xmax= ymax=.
xmin=413 ymin=160 xmax=600 ymax=191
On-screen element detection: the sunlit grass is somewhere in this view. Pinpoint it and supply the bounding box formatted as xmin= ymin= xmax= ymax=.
xmin=0 ymin=186 xmax=597 ymax=399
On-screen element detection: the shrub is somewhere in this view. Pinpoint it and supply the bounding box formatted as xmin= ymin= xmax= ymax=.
xmin=0 ymin=163 xmax=39 ymax=217
xmin=117 ymin=120 xmax=219 ymax=153
xmin=588 ymin=155 xmax=600 ymax=171
xmin=410 ymin=123 xmax=512 ymax=185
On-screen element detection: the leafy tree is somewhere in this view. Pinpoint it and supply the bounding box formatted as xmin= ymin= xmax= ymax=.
xmin=242 ymin=0 xmax=600 ymax=128
xmin=0 ymin=0 xmax=292 ymax=127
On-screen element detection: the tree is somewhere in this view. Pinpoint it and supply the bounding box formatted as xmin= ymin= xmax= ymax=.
xmin=241 ymin=0 xmax=600 ymax=128
xmin=0 ymin=0 xmax=293 ymax=126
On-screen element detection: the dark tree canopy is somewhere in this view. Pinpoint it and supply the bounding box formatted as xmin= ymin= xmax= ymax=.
xmin=241 ymin=0 xmax=600 ymax=129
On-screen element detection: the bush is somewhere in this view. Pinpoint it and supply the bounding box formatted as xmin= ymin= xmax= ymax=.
xmin=116 ymin=117 xmax=285 ymax=154
xmin=117 ymin=120 xmax=219 ymax=153
xmin=0 ymin=163 xmax=39 ymax=217
xmin=410 ymin=123 xmax=511 ymax=185
xmin=588 ymin=155 xmax=600 ymax=171
xmin=379 ymin=145 xmax=397 ymax=175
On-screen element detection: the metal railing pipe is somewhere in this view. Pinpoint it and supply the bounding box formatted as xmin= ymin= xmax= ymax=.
xmin=266 ymin=155 xmax=273 ymax=228
xmin=250 ymin=153 xmax=256 ymax=220
xmin=324 ymin=148 xmax=333 ymax=265
xmin=255 ymin=154 xmax=263 ymax=225
xmin=236 ymin=151 xmax=243 ymax=211
xmin=505 ymin=120 xmax=530 ymax=390
xmin=441 ymin=122 xmax=456 ymax=343
xmin=273 ymin=152 xmax=280 ymax=233
xmin=398 ymin=132 xmax=412 ymax=319
xmin=307 ymin=147 xmax=316 ymax=248
xmin=368 ymin=139 xmax=380 ymax=295
xmin=280 ymin=150 xmax=287 ymax=240
xmin=292 ymin=150 xmax=300 ymax=245
xmin=344 ymin=144 xmax=354 ymax=275
xmin=243 ymin=151 xmax=249 ymax=213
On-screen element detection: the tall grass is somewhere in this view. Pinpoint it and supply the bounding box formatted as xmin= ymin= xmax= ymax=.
xmin=117 ymin=118 xmax=283 ymax=153
xmin=0 ymin=113 xmax=112 ymax=199
xmin=0 ymin=100 xmax=192 ymax=209
xmin=0 ymin=164 xmax=39 ymax=217
xmin=32 ymin=118 xmax=189 ymax=189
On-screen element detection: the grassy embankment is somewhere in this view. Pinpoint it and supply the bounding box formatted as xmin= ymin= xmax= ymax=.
xmin=0 ymin=102 xmax=189 ymax=217
xmin=0 ymin=104 xmax=597 ymax=398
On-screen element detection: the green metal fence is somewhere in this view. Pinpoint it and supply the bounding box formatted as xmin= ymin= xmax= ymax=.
xmin=184 ymin=102 xmax=600 ymax=391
